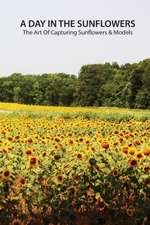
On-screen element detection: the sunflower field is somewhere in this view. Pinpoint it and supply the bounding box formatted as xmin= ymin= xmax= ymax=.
xmin=0 ymin=103 xmax=150 ymax=225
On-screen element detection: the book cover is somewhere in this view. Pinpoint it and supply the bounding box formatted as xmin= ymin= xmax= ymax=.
xmin=0 ymin=1 xmax=150 ymax=225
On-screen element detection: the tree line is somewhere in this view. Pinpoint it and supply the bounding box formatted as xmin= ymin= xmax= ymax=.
xmin=0 ymin=58 xmax=150 ymax=108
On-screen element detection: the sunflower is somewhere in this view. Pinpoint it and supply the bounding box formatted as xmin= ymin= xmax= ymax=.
xmin=87 ymin=196 xmax=94 ymax=204
xmin=19 ymin=177 xmax=25 ymax=185
xmin=67 ymin=138 xmax=74 ymax=145
xmin=122 ymin=146 xmax=128 ymax=154
xmin=52 ymin=174 xmax=64 ymax=185
xmin=128 ymin=158 xmax=138 ymax=167
xmin=144 ymin=178 xmax=150 ymax=187
xmin=54 ymin=136 xmax=61 ymax=143
xmin=133 ymin=140 xmax=140 ymax=145
xmin=144 ymin=166 xmax=150 ymax=173
xmin=143 ymin=148 xmax=150 ymax=156
xmin=3 ymin=170 xmax=11 ymax=178
xmin=15 ymin=176 xmax=26 ymax=188
xmin=29 ymin=157 xmax=38 ymax=166
xmin=10 ymin=218 xmax=24 ymax=225
xmin=119 ymin=175 xmax=129 ymax=183
xmin=114 ymin=130 xmax=119 ymax=134
xmin=15 ymin=135 xmax=20 ymax=140
xmin=46 ymin=206 xmax=52 ymax=216
xmin=96 ymin=197 xmax=106 ymax=212
xmin=136 ymin=152 xmax=143 ymax=160
xmin=42 ymin=152 xmax=47 ymax=157
xmin=78 ymin=137 xmax=83 ymax=142
xmin=86 ymin=188 xmax=94 ymax=197
xmin=54 ymin=144 xmax=59 ymax=150
xmin=128 ymin=147 xmax=136 ymax=156
xmin=25 ymin=149 xmax=32 ymax=156
xmin=73 ymin=175 xmax=81 ymax=181
xmin=77 ymin=153 xmax=82 ymax=160
xmin=8 ymin=136 xmax=13 ymax=141
xmin=54 ymin=154 xmax=60 ymax=160
xmin=27 ymin=138 xmax=33 ymax=144
xmin=101 ymin=141 xmax=109 ymax=149
xmin=67 ymin=186 xmax=76 ymax=196
xmin=57 ymin=175 xmax=64 ymax=184
xmin=91 ymin=146 xmax=96 ymax=152
xmin=85 ymin=138 xmax=91 ymax=145
xmin=41 ymin=179 xmax=49 ymax=187
xmin=78 ymin=204 xmax=86 ymax=213
xmin=112 ymin=168 xmax=119 ymax=177
xmin=68 ymin=132 xmax=72 ymax=137
xmin=119 ymin=138 xmax=124 ymax=143
xmin=113 ymin=142 xmax=118 ymax=147
xmin=126 ymin=206 xmax=135 ymax=217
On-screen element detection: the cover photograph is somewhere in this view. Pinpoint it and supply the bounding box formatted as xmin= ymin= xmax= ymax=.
xmin=0 ymin=0 xmax=150 ymax=224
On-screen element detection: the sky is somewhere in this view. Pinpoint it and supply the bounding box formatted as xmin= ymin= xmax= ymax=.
xmin=0 ymin=0 xmax=150 ymax=76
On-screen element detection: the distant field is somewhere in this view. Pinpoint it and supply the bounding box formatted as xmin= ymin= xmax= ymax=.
xmin=0 ymin=102 xmax=150 ymax=121
xmin=0 ymin=103 xmax=150 ymax=224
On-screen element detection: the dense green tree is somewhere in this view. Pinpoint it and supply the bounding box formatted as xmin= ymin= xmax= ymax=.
xmin=129 ymin=67 xmax=143 ymax=108
xmin=76 ymin=63 xmax=113 ymax=106
xmin=135 ymin=59 xmax=150 ymax=108
xmin=0 ymin=59 xmax=149 ymax=108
